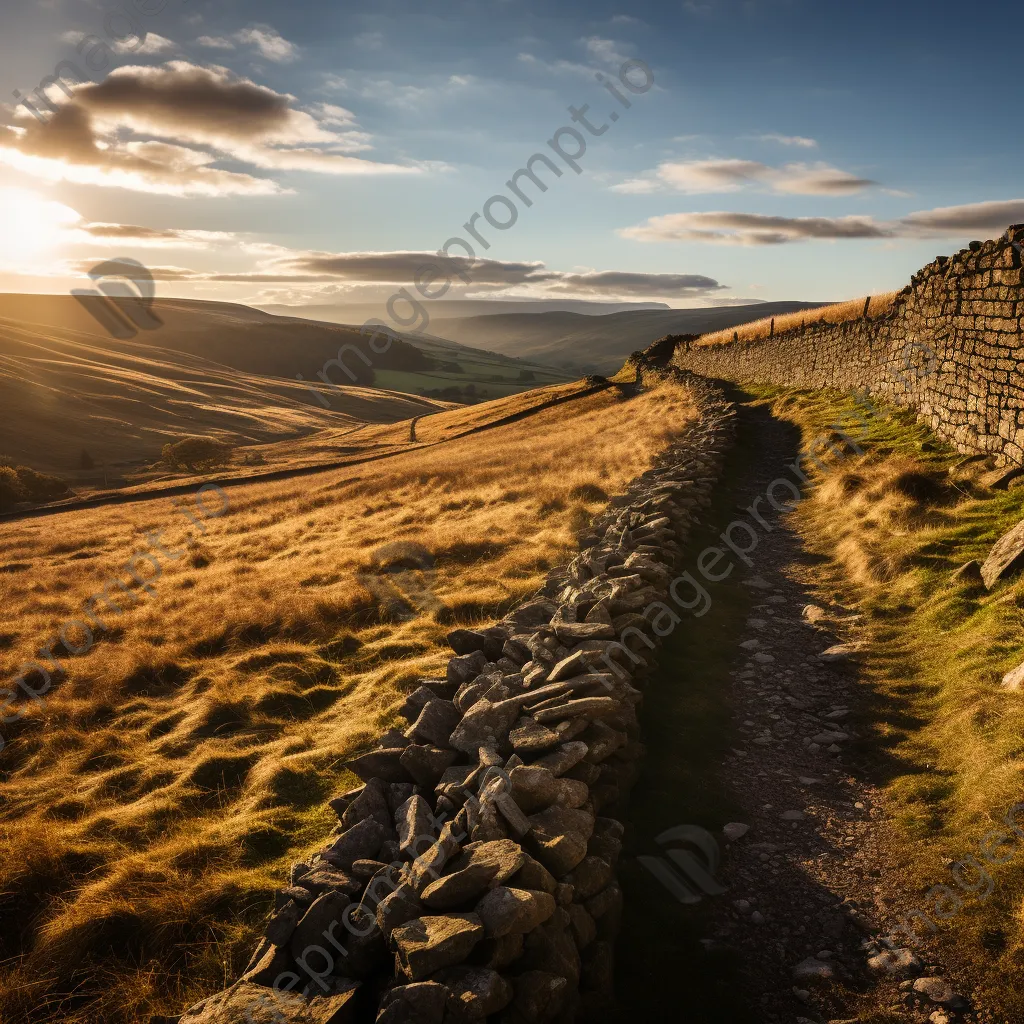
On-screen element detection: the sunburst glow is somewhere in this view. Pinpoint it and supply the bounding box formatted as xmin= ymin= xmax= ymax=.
xmin=0 ymin=186 xmax=80 ymax=270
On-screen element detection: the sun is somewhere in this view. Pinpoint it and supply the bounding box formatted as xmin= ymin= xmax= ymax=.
xmin=0 ymin=186 xmax=80 ymax=270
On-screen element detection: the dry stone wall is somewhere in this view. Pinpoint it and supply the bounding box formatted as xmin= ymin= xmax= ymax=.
xmin=166 ymin=370 xmax=736 ymax=1024
xmin=671 ymin=225 xmax=1024 ymax=465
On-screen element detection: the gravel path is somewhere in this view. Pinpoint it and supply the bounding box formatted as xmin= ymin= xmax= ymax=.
xmin=652 ymin=394 xmax=974 ymax=1024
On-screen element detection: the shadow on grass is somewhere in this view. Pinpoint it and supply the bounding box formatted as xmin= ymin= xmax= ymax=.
xmin=612 ymin=392 xmax=779 ymax=1023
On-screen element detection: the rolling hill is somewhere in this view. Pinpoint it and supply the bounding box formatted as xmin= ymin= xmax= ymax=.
xmin=423 ymin=301 xmax=832 ymax=372
xmin=0 ymin=295 xmax=571 ymax=491
xmin=0 ymin=369 xmax=700 ymax=1024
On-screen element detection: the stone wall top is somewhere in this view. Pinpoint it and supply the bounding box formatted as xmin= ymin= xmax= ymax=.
xmin=667 ymin=225 xmax=1024 ymax=465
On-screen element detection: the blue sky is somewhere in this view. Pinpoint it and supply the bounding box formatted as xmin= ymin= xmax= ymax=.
xmin=1 ymin=0 xmax=1021 ymax=308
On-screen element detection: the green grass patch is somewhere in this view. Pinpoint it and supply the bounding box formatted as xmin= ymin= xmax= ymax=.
xmin=755 ymin=384 xmax=1024 ymax=1020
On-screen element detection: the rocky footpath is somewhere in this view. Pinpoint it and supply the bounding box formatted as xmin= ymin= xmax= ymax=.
xmin=164 ymin=371 xmax=736 ymax=1024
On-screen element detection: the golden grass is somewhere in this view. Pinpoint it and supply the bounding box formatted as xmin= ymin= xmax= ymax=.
xmin=697 ymin=291 xmax=898 ymax=348
xmin=756 ymin=385 xmax=1024 ymax=1020
xmin=0 ymin=377 xmax=698 ymax=1024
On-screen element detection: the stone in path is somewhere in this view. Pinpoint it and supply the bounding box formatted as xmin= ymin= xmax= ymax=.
xmin=981 ymin=518 xmax=1024 ymax=588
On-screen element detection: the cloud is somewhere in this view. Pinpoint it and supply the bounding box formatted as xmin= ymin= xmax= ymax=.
xmin=196 ymin=35 xmax=235 ymax=51
xmin=196 ymin=25 xmax=299 ymax=61
xmin=517 ymin=50 xmax=601 ymax=79
xmin=619 ymin=212 xmax=890 ymax=245
xmin=123 ymin=247 xmax=726 ymax=300
xmin=330 ymin=73 xmax=475 ymax=111
xmin=614 ymin=158 xmax=876 ymax=196
xmin=0 ymin=63 xmax=420 ymax=193
xmin=541 ymin=270 xmax=724 ymax=297
xmin=62 ymin=29 xmax=175 ymax=55
xmin=772 ymin=164 xmax=876 ymax=195
xmin=0 ymin=106 xmax=284 ymax=196
xmin=236 ymin=25 xmax=299 ymax=63
xmin=620 ymin=200 xmax=1024 ymax=245
xmin=67 ymin=261 xmax=217 ymax=282
xmin=757 ymin=133 xmax=818 ymax=148
xmin=898 ymin=199 xmax=1024 ymax=236
xmin=74 ymin=222 xmax=237 ymax=247
xmin=116 ymin=32 xmax=176 ymax=55
xmin=583 ymin=37 xmax=629 ymax=66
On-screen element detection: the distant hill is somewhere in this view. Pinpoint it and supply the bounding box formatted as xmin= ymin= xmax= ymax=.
xmin=260 ymin=298 xmax=669 ymax=323
xmin=422 ymin=302 xmax=833 ymax=373
xmin=0 ymin=294 xmax=566 ymax=483
xmin=0 ymin=293 xmax=455 ymax=481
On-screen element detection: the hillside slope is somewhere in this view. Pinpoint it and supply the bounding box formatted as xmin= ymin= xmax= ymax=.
xmin=0 ymin=373 xmax=701 ymax=1024
xmin=427 ymin=301 xmax=830 ymax=372
xmin=0 ymin=295 xmax=569 ymax=486
xmin=0 ymin=300 xmax=448 ymax=482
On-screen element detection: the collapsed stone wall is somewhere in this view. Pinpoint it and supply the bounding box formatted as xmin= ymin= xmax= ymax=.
xmin=166 ymin=371 xmax=736 ymax=1024
xmin=671 ymin=224 xmax=1024 ymax=465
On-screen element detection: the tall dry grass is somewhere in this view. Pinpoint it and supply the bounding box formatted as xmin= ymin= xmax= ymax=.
xmin=0 ymin=378 xmax=697 ymax=1023
xmin=697 ymin=292 xmax=899 ymax=348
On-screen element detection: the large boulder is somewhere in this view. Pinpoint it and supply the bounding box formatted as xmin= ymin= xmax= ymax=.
xmin=375 ymin=981 xmax=449 ymax=1023
xmin=434 ymin=966 xmax=514 ymax=1019
xmin=510 ymin=765 xmax=588 ymax=814
xmin=504 ymin=970 xmax=569 ymax=1023
xmin=341 ymin=777 xmax=391 ymax=831
xmin=448 ymin=698 xmax=522 ymax=754
xmin=179 ymin=980 xmax=358 ymax=1023
xmin=400 ymin=744 xmax=459 ymax=789
xmin=421 ymin=839 xmax=527 ymax=909
xmin=346 ymin=749 xmax=413 ymax=784
xmin=474 ymin=886 xmax=556 ymax=938
xmin=391 ymin=914 xmax=485 ymax=981
xmin=323 ymin=817 xmax=388 ymax=870
xmin=527 ymin=807 xmax=595 ymax=876
xmin=405 ymin=700 xmax=462 ymax=747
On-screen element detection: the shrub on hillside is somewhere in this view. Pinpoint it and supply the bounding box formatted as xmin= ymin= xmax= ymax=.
xmin=0 ymin=463 xmax=71 ymax=511
xmin=162 ymin=437 xmax=233 ymax=472
xmin=0 ymin=466 xmax=23 ymax=511
xmin=16 ymin=466 xmax=71 ymax=502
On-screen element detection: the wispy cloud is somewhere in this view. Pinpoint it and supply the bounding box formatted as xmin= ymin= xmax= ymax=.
xmin=196 ymin=35 xmax=235 ymax=51
xmin=583 ymin=37 xmax=629 ymax=66
xmin=63 ymin=30 xmax=177 ymax=55
xmin=196 ymin=24 xmax=299 ymax=62
xmin=620 ymin=211 xmax=888 ymax=245
xmin=613 ymin=158 xmax=876 ymax=196
xmin=73 ymin=222 xmax=236 ymax=247
xmin=619 ymin=200 xmax=1024 ymax=245
xmin=757 ymin=133 xmax=818 ymax=148
xmin=236 ymin=25 xmax=299 ymax=63
xmin=107 ymin=247 xmax=725 ymax=300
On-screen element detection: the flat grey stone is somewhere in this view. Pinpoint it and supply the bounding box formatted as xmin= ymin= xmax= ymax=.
xmin=982 ymin=519 xmax=1024 ymax=588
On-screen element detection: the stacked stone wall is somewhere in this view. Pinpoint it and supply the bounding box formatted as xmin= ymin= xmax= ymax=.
xmin=671 ymin=225 xmax=1024 ymax=464
xmin=169 ymin=371 xmax=736 ymax=1024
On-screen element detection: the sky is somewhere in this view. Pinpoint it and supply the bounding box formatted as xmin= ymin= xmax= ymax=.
xmin=1 ymin=0 xmax=1022 ymax=312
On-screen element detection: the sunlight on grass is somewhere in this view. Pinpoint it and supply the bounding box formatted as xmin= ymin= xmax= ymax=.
xmin=757 ymin=384 xmax=1024 ymax=1021
xmin=0 ymin=377 xmax=698 ymax=1024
